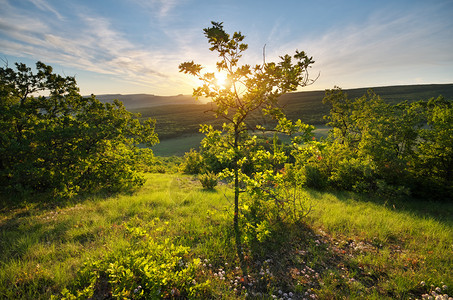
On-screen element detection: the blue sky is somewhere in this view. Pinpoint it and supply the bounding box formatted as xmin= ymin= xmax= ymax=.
xmin=1 ymin=0 xmax=452 ymax=96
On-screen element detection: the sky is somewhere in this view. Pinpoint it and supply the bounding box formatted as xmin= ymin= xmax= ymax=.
xmin=1 ymin=0 xmax=452 ymax=96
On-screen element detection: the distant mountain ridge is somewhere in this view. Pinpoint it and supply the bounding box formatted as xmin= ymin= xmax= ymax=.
xmin=95 ymin=93 xmax=200 ymax=109
xmin=95 ymin=83 xmax=453 ymax=110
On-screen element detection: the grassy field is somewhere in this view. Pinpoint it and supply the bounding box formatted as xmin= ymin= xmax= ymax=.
xmin=1 ymin=173 xmax=451 ymax=299
xmin=152 ymin=134 xmax=205 ymax=156
xmin=152 ymin=126 xmax=330 ymax=157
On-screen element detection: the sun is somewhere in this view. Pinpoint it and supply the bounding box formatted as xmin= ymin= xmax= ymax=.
xmin=214 ymin=71 xmax=228 ymax=89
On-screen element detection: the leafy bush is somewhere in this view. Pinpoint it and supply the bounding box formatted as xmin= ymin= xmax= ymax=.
xmin=329 ymin=157 xmax=377 ymax=192
xmin=180 ymin=149 xmax=204 ymax=174
xmin=303 ymin=164 xmax=328 ymax=190
xmin=199 ymin=172 xmax=218 ymax=190
xmin=375 ymin=180 xmax=410 ymax=200
xmin=321 ymin=88 xmax=452 ymax=199
xmin=62 ymin=225 xmax=211 ymax=299
xmin=0 ymin=62 xmax=158 ymax=197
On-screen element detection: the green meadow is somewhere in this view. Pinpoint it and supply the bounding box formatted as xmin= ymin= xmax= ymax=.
xmin=1 ymin=173 xmax=451 ymax=299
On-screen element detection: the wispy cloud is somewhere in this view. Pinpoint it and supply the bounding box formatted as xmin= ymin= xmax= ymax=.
xmin=278 ymin=3 xmax=453 ymax=89
xmin=28 ymin=0 xmax=64 ymax=20
xmin=130 ymin=0 xmax=182 ymax=18
xmin=0 ymin=1 xmax=186 ymax=94
xmin=1 ymin=0 xmax=451 ymax=95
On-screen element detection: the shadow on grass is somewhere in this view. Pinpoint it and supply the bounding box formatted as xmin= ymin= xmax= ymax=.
xmin=0 ymin=187 xmax=132 ymax=215
xmin=238 ymin=216 xmax=432 ymax=299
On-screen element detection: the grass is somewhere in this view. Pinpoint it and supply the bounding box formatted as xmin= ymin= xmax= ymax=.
xmin=152 ymin=134 xmax=205 ymax=156
xmin=0 ymin=173 xmax=452 ymax=299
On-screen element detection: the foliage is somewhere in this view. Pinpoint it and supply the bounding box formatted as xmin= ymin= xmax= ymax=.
xmin=412 ymin=97 xmax=453 ymax=197
xmin=180 ymin=21 xmax=316 ymax=275
xmin=198 ymin=171 xmax=218 ymax=190
xmin=180 ymin=149 xmax=204 ymax=174
xmin=302 ymin=87 xmax=452 ymax=199
xmin=0 ymin=61 xmax=158 ymax=197
xmin=62 ymin=223 xmax=211 ymax=299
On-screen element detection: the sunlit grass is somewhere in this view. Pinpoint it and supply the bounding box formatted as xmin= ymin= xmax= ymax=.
xmin=0 ymin=174 xmax=451 ymax=299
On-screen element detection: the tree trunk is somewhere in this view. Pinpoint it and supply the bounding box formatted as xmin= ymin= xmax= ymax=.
xmin=233 ymin=132 xmax=247 ymax=277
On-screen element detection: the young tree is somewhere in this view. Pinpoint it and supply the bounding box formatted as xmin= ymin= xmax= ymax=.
xmin=0 ymin=61 xmax=158 ymax=198
xmin=179 ymin=22 xmax=316 ymax=275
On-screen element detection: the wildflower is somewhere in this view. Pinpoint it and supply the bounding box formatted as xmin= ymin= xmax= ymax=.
xmin=442 ymin=285 xmax=447 ymax=290
xmin=435 ymin=287 xmax=442 ymax=293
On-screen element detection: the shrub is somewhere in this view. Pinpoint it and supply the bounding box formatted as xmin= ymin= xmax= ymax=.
xmin=62 ymin=225 xmax=211 ymax=299
xmin=199 ymin=172 xmax=218 ymax=190
xmin=329 ymin=157 xmax=377 ymax=193
xmin=303 ymin=164 xmax=328 ymax=190
xmin=180 ymin=149 xmax=204 ymax=174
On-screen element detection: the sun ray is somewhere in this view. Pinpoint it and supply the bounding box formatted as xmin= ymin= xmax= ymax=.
xmin=215 ymin=71 xmax=228 ymax=89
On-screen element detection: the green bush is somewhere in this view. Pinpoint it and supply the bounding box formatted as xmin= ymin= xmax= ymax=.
xmin=303 ymin=164 xmax=328 ymax=190
xmin=329 ymin=157 xmax=377 ymax=192
xmin=0 ymin=62 xmax=158 ymax=197
xmin=62 ymin=225 xmax=211 ymax=299
xmin=198 ymin=172 xmax=218 ymax=190
xmin=180 ymin=149 xmax=204 ymax=174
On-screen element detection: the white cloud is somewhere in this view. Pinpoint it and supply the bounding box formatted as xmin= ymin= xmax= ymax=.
xmin=28 ymin=0 xmax=64 ymax=20
xmin=129 ymin=0 xmax=183 ymax=18
xmin=277 ymin=4 xmax=453 ymax=90
xmin=0 ymin=1 xmax=182 ymax=94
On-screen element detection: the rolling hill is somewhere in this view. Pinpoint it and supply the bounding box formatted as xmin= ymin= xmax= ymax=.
xmin=106 ymin=84 xmax=453 ymax=139
xmin=95 ymin=93 xmax=200 ymax=109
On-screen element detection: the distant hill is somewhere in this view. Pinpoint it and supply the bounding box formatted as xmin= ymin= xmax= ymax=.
xmin=95 ymin=93 xmax=200 ymax=109
xmin=128 ymin=83 xmax=453 ymax=139
xmin=279 ymin=83 xmax=453 ymax=125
